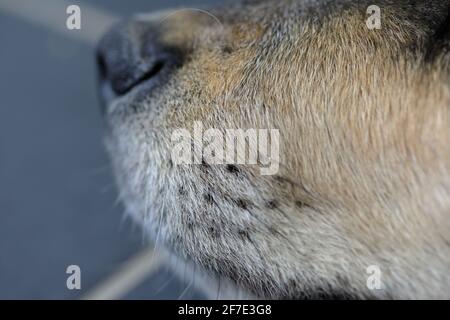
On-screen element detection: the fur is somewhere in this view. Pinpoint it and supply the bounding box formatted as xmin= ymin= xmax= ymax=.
xmin=100 ymin=0 xmax=450 ymax=299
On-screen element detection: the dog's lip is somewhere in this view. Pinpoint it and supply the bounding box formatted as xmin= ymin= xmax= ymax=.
xmin=96 ymin=70 xmax=146 ymax=112
xmin=96 ymin=54 xmax=117 ymax=111
xmin=99 ymin=78 xmax=117 ymax=104
xmin=97 ymin=59 xmax=181 ymax=114
xmin=97 ymin=73 xmax=157 ymax=112
xmin=97 ymin=74 xmax=120 ymax=116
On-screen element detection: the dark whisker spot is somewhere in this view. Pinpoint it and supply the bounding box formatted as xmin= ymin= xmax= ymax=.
xmin=204 ymin=193 xmax=214 ymax=204
xmin=209 ymin=227 xmax=219 ymax=238
xmin=222 ymin=45 xmax=233 ymax=54
xmin=236 ymin=198 xmax=251 ymax=210
xmin=200 ymin=159 xmax=210 ymax=171
xmin=265 ymin=200 xmax=279 ymax=209
xmin=295 ymin=200 xmax=310 ymax=209
xmin=178 ymin=187 xmax=187 ymax=196
xmin=268 ymin=225 xmax=278 ymax=235
xmin=226 ymin=164 xmax=240 ymax=174
xmin=238 ymin=229 xmax=251 ymax=241
xmin=274 ymin=175 xmax=287 ymax=183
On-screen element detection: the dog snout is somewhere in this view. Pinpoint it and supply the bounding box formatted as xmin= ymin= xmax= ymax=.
xmin=96 ymin=20 xmax=182 ymax=99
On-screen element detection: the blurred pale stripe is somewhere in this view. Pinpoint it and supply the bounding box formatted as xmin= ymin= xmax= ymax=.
xmin=0 ymin=0 xmax=118 ymax=45
xmin=81 ymin=247 xmax=165 ymax=300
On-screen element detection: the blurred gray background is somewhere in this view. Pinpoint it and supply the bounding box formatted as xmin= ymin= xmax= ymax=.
xmin=0 ymin=0 xmax=227 ymax=299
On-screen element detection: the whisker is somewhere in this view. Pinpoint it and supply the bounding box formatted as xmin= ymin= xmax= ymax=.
xmin=216 ymin=278 xmax=221 ymax=300
xmin=154 ymin=273 xmax=176 ymax=295
xmin=177 ymin=281 xmax=193 ymax=300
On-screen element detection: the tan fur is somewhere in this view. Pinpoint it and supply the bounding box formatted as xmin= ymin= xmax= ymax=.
xmin=101 ymin=0 xmax=450 ymax=299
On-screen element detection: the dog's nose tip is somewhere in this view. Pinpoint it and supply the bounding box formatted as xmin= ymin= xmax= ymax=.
xmin=96 ymin=21 xmax=180 ymax=97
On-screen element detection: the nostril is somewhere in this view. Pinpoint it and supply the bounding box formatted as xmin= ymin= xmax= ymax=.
xmin=111 ymin=59 xmax=167 ymax=96
xmin=96 ymin=48 xmax=170 ymax=96
xmin=131 ymin=60 xmax=165 ymax=88
xmin=96 ymin=20 xmax=183 ymax=99
xmin=96 ymin=52 xmax=107 ymax=81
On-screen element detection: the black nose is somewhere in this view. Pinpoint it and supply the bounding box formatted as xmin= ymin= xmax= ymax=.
xmin=96 ymin=20 xmax=181 ymax=99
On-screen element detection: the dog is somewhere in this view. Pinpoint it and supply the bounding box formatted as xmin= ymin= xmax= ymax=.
xmin=97 ymin=0 xmax=450 ymax=299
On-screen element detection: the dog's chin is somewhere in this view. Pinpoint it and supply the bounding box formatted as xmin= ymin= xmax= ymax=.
xmin=116 ymin=188 xmax=361 ymax=300
xmin=163 ymin=246 xmax=361 ymax=300
xmin=140 ymin=219 xmax=358 ymax=300
xmin=157 ymin=246 xmax=258 ymax=300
